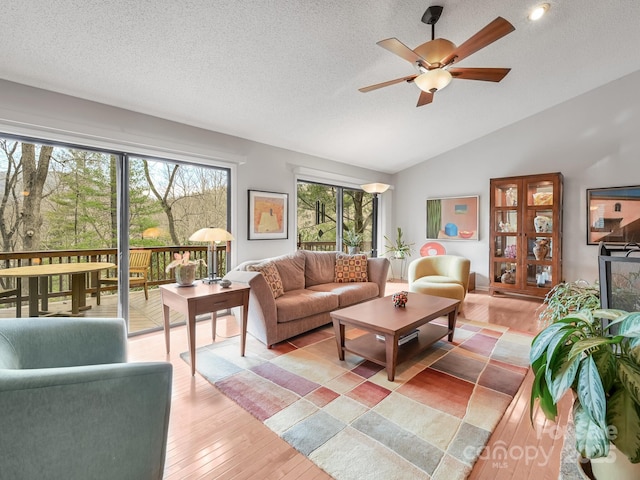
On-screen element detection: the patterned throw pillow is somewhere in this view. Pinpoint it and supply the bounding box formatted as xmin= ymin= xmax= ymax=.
xmin=334 ymin=253 xmax=368 ymax=283
xmin=247 ymin=261 xmax=284 ymax=298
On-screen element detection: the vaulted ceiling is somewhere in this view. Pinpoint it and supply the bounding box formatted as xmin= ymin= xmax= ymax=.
xmin=2 ymin=1 xmax=639 ymax=173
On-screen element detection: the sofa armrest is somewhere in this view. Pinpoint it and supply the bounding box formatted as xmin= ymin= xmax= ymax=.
xmin=368 ymin=257 xmax=390 ymax=298
xmin=224 ymin=270 xmax=278 ymax=343
xmin=0 ymin=362 xmax=172 ymax=480
xmin=0 ymin=318 xmax=127 ymax=369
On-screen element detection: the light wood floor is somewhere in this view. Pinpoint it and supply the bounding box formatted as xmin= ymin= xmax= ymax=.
xmin=127 ymin=286 xmax=569 ymax=479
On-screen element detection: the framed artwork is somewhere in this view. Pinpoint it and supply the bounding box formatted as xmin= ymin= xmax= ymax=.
xmin=587 ymin=185 xmax=640 ymax=245
xmin=426 ymin=195 xmax=479 ymax=241
xmin=248 ymin=190 xmax=288 ymax=240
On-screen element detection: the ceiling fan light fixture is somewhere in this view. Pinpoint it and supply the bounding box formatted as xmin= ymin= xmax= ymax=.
xmin=529 ymin=3 xmax=550 ymax=21
xmin=415 ymin=68 xmax=452 ymax=93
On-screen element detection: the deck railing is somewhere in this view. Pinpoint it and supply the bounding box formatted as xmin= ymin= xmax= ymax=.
xmin=0 ymin=246 xmax=229 ymax=306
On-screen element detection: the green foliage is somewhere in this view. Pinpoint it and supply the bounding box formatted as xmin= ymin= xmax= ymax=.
xmin=537 ymin=280 xmax=601 ymax=326
xmin=343 ymin=228 xmax=362 ymax=247
xmin=384 ymin=227 xmax=414 ymax=259
xmin=530 ymin=309 xmax=640 ymax=462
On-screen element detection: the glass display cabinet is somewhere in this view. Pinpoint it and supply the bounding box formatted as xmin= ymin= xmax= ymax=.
xmin=489 ymin=172 xmax=563 ymax=298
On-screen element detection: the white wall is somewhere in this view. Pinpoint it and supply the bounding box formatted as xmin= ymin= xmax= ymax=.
xmin=393 ymin=69 xmax=640 ymax=289
xmin=0 ymin=79 xmax=392 ymax=265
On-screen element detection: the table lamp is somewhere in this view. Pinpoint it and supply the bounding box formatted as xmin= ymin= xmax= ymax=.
xmin=189 ymin=227 xmax=234 ymax=283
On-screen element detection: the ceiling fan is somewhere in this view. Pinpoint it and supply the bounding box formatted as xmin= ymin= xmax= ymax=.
xmin=359 ymin=6 xmax=515 ymax=107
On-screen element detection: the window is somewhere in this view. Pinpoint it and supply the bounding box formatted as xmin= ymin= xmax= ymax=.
xmin=296 ymin=180 xmax=373 ymax=254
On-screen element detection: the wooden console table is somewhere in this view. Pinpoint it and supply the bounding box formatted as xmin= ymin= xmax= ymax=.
xmin=160 ymin=282 xmax=250 ymax=375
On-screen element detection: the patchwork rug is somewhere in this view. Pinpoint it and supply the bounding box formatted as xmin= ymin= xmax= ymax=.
xmin=181 ymin=318 xmax=532 ymax=479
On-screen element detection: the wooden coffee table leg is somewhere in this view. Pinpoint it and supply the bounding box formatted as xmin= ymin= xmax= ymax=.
xmin=384 ymin=334 xmax=399 ymax=381
xmin=448 ymin=307 xmax=458 ymax=342
xmin=333 ymin=319 xmax=345 ymax=360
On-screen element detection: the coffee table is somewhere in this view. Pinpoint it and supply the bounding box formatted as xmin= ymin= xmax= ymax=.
xmin=330 ymin=292 xmax=460 ymax=381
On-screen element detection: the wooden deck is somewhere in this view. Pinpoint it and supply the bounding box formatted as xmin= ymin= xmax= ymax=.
xmin=0 ymin=287 xmax=199 ymax=335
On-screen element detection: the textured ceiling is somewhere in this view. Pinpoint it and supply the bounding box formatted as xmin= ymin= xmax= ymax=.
xmin=1 ymin=1 xmax=639 ymax=173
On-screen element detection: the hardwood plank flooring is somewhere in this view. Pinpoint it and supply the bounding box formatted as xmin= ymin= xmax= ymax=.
xmin=125 ymin=286 xmax=562 ymax=479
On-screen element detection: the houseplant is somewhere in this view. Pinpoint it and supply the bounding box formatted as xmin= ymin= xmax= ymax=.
xmin=530 ymin=308 xmax=640 ymax=478
xmin=537 ymin=279 xmax=601 ymax=326
xmin=384 ymin=227 xmax=414 ymax=259
xmin=343 ymin=229 xmax=363 ymax=254
xmin=165 ymin=252 xmax=205 ymax=286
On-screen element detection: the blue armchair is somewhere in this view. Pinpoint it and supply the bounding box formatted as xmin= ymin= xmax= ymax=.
xmin=0 ymin=317 xmax=172 ymax=480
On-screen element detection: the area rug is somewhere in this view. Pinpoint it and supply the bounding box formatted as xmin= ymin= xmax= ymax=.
xmin=181 ymin=318 xmax=532 ymax=480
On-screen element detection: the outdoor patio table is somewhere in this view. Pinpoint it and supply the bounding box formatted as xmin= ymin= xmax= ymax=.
xmin=0 ymin=262 xmax=115 ymax=317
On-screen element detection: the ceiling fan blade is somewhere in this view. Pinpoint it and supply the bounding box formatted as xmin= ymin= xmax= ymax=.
xmin=442 ymin=17 xmax=515 ymax=66
xmin=449 ymin=67 xmax=511 ymax=82
xmin=416 ymin=90 xmax=434 ymax=107
xmin=377 ymin=38 xmax=426 ymax=65
xmin=358 ymin=74 xmax=417 ymax=93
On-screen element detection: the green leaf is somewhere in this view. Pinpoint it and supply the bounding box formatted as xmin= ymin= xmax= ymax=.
xmin=548 ymin=356 xmax=580 ymax=403
xmin=607 ymin=388 xmax=640 ymax=463
xmin=618 ymin=358 xmax=640 ymax=407
xmin=577 ymin=356 xmax=607 ymax=428
xmin=618 ymin=312 xmax=640 ymax=337
xmin=530 ymin=322 xmax=572 ymax=364
xmin=593 ymin=345 xmax=616 ymax=393
xmin=574 ymin=403 xmax=610 ymax=459
xmin=568 ymin=337 xmax=617 ymax=364
xmin=530 ymin=364 xmax=557 ymax=422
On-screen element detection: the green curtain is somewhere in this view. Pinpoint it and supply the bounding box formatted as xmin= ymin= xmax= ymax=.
xmin=426 ymin=199 xmax=442 ymax=239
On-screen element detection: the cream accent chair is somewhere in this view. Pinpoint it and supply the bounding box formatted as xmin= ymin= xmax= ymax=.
xmin=408 ymin=255 xmax=471 ymax=303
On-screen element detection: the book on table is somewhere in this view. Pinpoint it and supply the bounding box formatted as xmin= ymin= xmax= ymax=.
xmin=376 ymin=329 xmax=419 ymax=345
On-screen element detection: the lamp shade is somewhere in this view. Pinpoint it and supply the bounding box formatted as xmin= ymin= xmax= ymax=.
xmin=189 ymin=227 xmax=234 ymax=243
xmin=361 ymin=183 xmax=390 ymax=194
xmin=414 ymin=69 xmax=452 ymax=93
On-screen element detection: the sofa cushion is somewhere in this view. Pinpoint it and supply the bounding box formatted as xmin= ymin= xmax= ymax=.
xmin=247 ymin=261 xmax=284 ymax=298
xmin=307 ymin=282 xmax=379 ymax=307
xmin=414 ymin=275 xmax=461 ymax=285
xmin=302 ymin=250 xmax=338 ymax=287
xmin=271 ymin=251 xmax=306 ymax=291
xmin=334 ymin=253 xmax=368 ymax=283
xmin=275 ymin=289 xmax=339 ymax=323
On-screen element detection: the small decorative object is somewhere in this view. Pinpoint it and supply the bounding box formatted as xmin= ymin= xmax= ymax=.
xmin=219 ymin=278 xmax=232 ymax=288
xmin=392 ymin=291 xmax=408 ymax=307
xmin=532 ymin=191 xmax=553 ymax=205
xmin=500 ymin=268 xmax=515 ymax=284
xmin=499 ymin=221 xmax=514 ymax=232
xmin=533 ymin=239 xmax=549 ymax=260
xmin=504 ymin=244 xmax=517 ymax=258
xmin=505 ymin=187 xmax=517 ymax=206
xmin=533 ymin=215 xmax=552 ymax=233
xmin=165 ymin=252 xmax=205 ymax=286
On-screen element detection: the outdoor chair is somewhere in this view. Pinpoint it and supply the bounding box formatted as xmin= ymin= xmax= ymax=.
xmin=97 ymin=249 xmax=152 ymax=305
xmin=0 ymin=317 xmax=172 ymax=480
xmin=0 ymin=279 xmax=21 ymax=317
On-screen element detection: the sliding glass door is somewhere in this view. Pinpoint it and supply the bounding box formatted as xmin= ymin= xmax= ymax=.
xmin=0 ymin=135 xmax=230 ymax=335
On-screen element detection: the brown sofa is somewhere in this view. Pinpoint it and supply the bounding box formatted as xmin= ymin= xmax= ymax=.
xmin=224 ymin=250 xmax=390 ymax=347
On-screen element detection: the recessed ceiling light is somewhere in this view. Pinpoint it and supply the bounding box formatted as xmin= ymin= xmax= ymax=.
xmin=529 ymin=3 xmax=550 ymax=21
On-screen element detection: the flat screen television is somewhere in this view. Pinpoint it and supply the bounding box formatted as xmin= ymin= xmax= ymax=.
xmin=598 ymin=242 xmax=640 ymax=312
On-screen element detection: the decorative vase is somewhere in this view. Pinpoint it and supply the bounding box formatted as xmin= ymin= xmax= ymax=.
xmin=175 ymin=264 xmax=197 ymax=286
xmin=392 ymin=291 xmax=408 ymax=307
xmin=533 ymin=239 xmax=549 ymax=260
xmin=348 ymin=246 xmax=359 ymax=254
